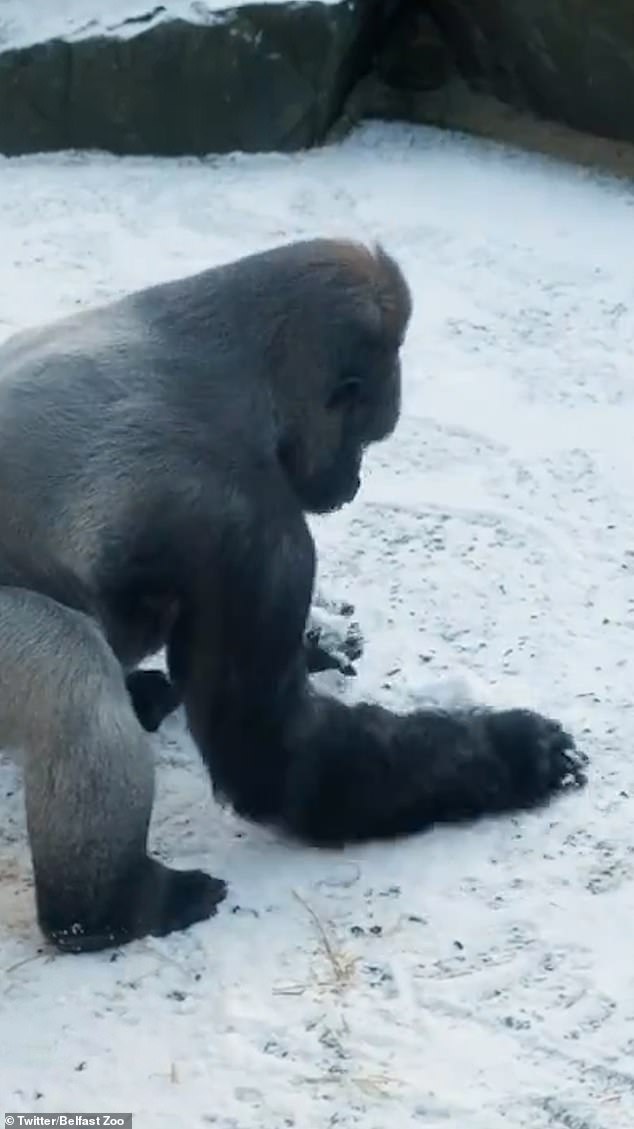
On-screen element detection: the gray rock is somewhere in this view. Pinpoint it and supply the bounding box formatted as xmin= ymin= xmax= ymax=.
xmin=0 ymin=1 xmax=381 ymax=155
xmin=427 ymin=0 xmax=634 ymax=144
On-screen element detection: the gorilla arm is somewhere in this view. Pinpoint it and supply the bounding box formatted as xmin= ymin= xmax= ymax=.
xmin=169 ymin=473 xmax=586 ymax=846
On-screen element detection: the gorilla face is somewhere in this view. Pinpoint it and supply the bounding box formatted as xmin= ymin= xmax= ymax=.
xmin=271 ymin=239 xmax=410 ymax=516
xmin=280 ymin=347 xmax=402 ymax=516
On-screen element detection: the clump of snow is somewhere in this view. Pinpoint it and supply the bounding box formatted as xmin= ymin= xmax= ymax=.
xmin=0 ymin=122 xmax=633 ymax=1126
xmin=0 ymin=0 xmax=339 ymax=50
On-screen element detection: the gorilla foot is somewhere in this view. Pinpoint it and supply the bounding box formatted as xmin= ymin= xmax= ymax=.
xmin=41 ymin=859 xmax=227 ymax=953
xmin=126 ymin=668 xmax=181 ymax=732
xmin=152 ymin=865 xmax=228 ymax=938
xmin=483 ymin=708 xmax=588 ymax=808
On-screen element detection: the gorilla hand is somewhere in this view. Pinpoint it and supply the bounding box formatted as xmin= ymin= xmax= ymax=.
xmin=304 ymin=599 xmax=363 ymax=677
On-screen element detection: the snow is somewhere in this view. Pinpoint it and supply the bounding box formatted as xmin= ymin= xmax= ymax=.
xmin=0 ymin=0 xmax=332 ymax=50
xmin=0 ymin=121 xmax=633 ymax=1126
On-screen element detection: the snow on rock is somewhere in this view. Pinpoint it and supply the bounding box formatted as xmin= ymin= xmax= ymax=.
xmin=0 ymin=0 xmax=343 ymax=50
xmin=0 ymin=122 xmax=633 ymax=1126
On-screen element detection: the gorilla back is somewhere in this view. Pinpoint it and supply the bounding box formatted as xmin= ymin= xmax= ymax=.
xmin=0 ymin=238 xmax=587 ymax=952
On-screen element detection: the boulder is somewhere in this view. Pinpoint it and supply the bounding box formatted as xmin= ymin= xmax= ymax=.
xmin=0 ymin=0 xmax=382 ymax=155
xmin=426 ymin=0 xmax=634 ymax=144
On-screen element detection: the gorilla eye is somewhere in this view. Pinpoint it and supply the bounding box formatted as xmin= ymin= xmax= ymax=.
xmin=328 ymin=377 xmax=362 ymax=410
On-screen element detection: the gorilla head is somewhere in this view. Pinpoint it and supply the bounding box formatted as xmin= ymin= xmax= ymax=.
xmin=269 ymin=240 xmax=412 ymax=514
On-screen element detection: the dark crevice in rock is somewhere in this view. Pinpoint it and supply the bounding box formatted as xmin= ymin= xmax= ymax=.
xmin=327 ymin=0 xmax=454 ymax=143
xmin=113 ymin=6 xmax=168 ymax=32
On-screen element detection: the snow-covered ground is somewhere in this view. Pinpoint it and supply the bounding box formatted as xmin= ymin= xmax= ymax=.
xmin=0 ymin=123 xmax=633 ymax=1127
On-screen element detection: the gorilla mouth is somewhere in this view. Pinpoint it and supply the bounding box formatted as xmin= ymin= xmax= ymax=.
xmin=299 ymin=467 xmax=361 ymax=515
xmin=278 ymin=436 xmax=361 ymax=513
xmin=323 ymin=469 xmax=361 ymax=513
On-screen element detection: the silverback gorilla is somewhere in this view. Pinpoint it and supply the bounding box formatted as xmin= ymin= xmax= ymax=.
xmin=0 ymin=238 xmax=587 ymax=953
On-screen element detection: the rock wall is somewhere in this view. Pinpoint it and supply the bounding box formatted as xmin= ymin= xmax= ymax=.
xmin=333 ymin=0 xmax=634 ymax=167
xmin=2 ymin=1 xmax=634 ymax=157
xmin=0 ymin=1 xmax=385 ymax=155
xmin=426 ymin=1 xmax=634 ymax=146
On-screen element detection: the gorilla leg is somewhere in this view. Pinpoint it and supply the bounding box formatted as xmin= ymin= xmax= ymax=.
xmin=169 ymin=487 xmax=586 ymax=846
xmin=0 ymin=588 xmax=225 ymax=952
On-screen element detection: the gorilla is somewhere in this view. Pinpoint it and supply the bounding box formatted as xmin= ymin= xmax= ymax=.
xmin=0 ymin=238 xmax=586 ymax=953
